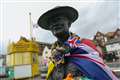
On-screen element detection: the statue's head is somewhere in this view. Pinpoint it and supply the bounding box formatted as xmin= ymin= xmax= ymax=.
xmin=37 ymin=6 xmax=78 ymax=42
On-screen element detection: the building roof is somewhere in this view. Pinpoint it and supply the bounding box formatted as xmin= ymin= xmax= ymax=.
xmin=35 ymin=41 xmax=52 ymax=48
xmin=105 ymin=32 xmax=114 ymax=37
xmin=113 ymin=28 xmax=120 ymax=37
xmin=105 ymin=28 xmax=120 ymax=38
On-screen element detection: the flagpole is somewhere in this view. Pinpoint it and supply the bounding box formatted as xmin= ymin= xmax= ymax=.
xmin=29 ymin=12 xmax=33 ymax=40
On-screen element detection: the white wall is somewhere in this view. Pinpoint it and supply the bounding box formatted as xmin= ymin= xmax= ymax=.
xmin=14 ymin=65 xmax=32 ymax=79
xmin=106 ymin=43 xmax=120 ymax=52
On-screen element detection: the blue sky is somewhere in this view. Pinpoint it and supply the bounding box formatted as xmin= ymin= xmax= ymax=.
xmin=1 ymin=0 xmax=120 ymax=54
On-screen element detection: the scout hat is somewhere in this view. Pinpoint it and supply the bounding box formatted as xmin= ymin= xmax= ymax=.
xmin=37 ymin=6 xmax=78 ymax=30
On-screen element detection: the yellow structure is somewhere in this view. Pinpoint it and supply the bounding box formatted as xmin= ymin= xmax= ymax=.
xmin=7 ymin=37 xmax=39 ymax=79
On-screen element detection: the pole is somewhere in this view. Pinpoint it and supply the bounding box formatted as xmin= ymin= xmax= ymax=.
xmin=29 ymin=12 xmax=33 ymax=40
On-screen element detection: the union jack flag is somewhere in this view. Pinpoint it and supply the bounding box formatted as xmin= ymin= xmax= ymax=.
xmin=64 ymin=35 xmax=119 ymax=80
xmin=65 ymin=36 xmax=81 ymax=48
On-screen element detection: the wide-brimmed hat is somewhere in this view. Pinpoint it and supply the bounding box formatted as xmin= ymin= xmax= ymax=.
xmin=37 ymin=6 xmax=78 ymax=30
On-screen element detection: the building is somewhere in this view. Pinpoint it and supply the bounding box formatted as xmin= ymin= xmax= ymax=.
xmin=0 ymin=54 xmax=6 ymax=66
xmin=105 ymin=28 xmax=120 ymax=61
xmin=35 ymin=41 xmax=52 ymax=68
xmin=42 ymin=46 xmax=51 ymax=65
xmin=106 ymin=37 xmax=120 ymax=62
xmin=7 ymin=37 xmax=40 ymax=79
xmin=93 ymin=31 xmax=107 ymax=53
xmin=105 ymin=32 xmax=115 ymax=41
xmin=94 ymin=28 xmax=120 ymax=47
xmin=105 ymin=28 xmax=120 ymax=41
xmin=93 ymin=28 xmax=120 ymax=62
xmin=35 ymin=42 xmax=52 ymax=80
xmin=36 ymin=41 xmax=52 ymax=56
xmin=113 ymin=28 xmax=120 ymax=39
xmin=0 ymin=54 xmax=6 ymax=77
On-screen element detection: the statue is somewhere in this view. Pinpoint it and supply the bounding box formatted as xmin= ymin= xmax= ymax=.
xmin=37 ymin=6 xmax=118 ymax=80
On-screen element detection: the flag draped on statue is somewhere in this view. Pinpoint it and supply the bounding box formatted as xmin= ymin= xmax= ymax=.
xmin=64 ymin=35 xmax=118 ymax=80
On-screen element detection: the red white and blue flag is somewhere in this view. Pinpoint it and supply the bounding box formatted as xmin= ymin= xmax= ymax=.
xmin=64 ymin=35 xmax=118 ymax=80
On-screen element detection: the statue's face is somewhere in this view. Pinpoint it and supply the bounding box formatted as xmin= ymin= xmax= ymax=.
xmin=49 ymin=16 xmax=70 ymax=41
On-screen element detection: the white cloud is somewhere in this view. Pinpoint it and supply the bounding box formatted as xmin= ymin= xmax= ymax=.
xmin=70 ymin=1 xmax=120 ymax=38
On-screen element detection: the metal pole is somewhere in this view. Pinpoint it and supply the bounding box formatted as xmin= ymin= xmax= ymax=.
xmin=29 ymin=12 xmax=33 ymax=40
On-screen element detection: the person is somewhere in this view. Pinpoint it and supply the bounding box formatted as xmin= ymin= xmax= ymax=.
xmin=37 ymin=6 xmax=118 ymax=80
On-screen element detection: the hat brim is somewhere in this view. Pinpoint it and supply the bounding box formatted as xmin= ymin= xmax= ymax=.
xmin=37 ymin=6 xmax=78 ymax=30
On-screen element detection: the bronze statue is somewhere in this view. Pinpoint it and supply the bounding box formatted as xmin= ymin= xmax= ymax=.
xmin=37 ymin=6 xmax=118 ymax=80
